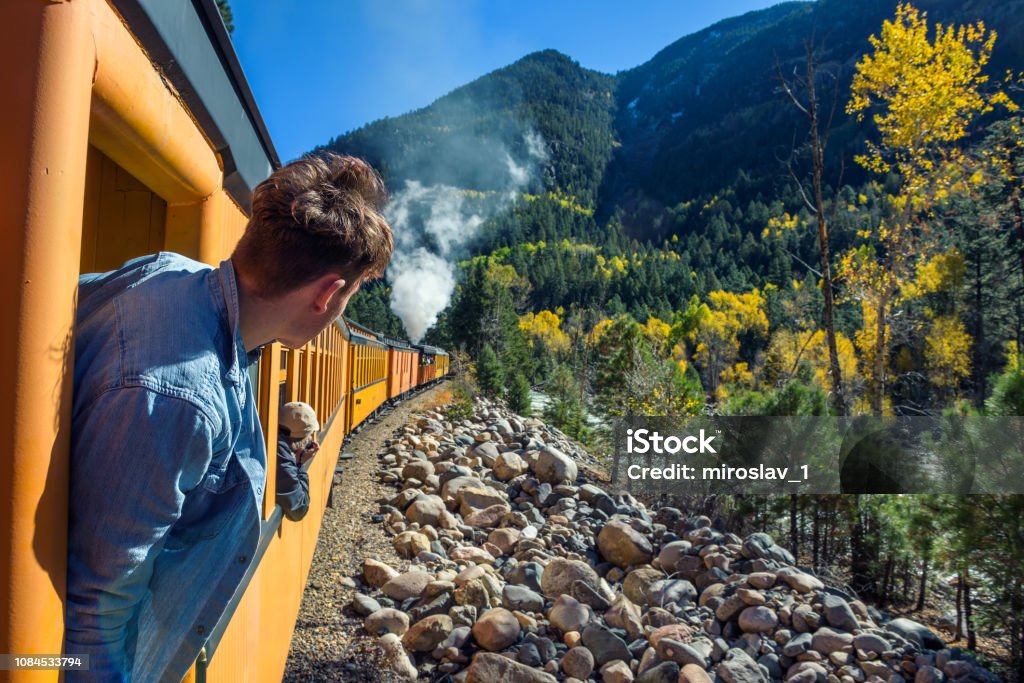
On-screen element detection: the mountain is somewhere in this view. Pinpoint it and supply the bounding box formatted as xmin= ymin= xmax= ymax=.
xmin=324 ymin=50 xmax=616 ymax=207
xmin=328 ymin=0 xmax=1024 ymax=249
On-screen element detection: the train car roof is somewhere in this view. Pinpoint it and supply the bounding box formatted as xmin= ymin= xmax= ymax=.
xmin=413 ymin=344 xmax=448 ymax=357
xmin=111 ymin=0 xmax=280 ymax=211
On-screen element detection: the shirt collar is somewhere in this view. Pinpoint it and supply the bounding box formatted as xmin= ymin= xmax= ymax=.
xmin=214 ymin=259 xmax=262 ymax=383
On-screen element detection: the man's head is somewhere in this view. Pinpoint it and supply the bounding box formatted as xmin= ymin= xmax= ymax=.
xmin=232 ymin=154 xmax=393 ymax=348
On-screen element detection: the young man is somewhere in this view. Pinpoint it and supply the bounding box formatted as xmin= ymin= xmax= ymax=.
xmin=64 ymin=154 xmax=393 ymax=681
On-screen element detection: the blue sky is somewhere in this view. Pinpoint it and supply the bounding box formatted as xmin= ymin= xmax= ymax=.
xmin=231 ymin=0 xmax=790 ymax=163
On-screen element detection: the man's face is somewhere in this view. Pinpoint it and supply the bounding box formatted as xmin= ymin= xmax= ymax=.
xmin=277 ymin=278 xmax=361 ymax=348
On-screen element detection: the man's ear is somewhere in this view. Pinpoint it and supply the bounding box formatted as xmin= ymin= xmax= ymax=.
xmin=312 ymin=274 xmax=346 ymax=314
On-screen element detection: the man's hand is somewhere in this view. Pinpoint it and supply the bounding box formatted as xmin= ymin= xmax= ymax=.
xmin=299 ymin=441 xmax=319 ymax=466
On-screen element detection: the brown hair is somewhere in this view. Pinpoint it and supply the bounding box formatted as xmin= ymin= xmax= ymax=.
xmin=232 ymin=153 xmax=393 ymax=298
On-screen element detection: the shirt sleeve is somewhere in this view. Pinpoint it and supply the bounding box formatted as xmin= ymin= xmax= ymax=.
xmin=64 ymin=386 xmax=215 ymax=679
xmin=275 ymin=438 xmax=310 ymax=522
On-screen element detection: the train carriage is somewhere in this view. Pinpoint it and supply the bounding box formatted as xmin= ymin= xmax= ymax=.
xmin=0 ymin=2 xmax=446 ymax=680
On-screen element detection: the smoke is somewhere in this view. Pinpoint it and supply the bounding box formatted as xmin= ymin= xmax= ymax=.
xmin=385 ymin=129 xmax=548 ymax=343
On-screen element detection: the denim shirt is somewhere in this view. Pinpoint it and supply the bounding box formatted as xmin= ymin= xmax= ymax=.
xmin=65 ymin=253 xmax=267 ymax=682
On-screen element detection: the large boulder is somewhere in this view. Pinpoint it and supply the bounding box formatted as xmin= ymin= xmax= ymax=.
xmin=533 ymin=446 xmax=578 ymax=484
xmin=402 ymin=614 xmax=453 ymax=652
xmin=886 ymin=618 xmax=944 ymax=650
xmin=472 ymin=607 xmax=521 ymax=651
xmin=465 ymin=652 xmax=558 ymax=683
xmin=598 ymin=520 xmax=654 ymax=568
xmin=404 ymin=494 xmax=446 ymax=526
xmin=541 ymin=558 xmax=601 ymax=599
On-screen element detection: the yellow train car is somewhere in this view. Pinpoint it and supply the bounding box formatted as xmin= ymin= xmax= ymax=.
xmin=385 ymin=337 xmax=420 ymax=399
xmin=347 ymin=325 xmax=391 ymax=430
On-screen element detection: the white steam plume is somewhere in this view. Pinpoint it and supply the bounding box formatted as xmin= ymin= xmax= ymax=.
xmin=385 ymin=130 xmax=548 ymax=343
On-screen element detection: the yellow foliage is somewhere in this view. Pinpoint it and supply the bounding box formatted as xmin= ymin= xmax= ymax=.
xmin=762 ymin=212 xmax=800 ymax=239
xmin=641 ymin=317 xmax=672 ymax=353
xmin=1005 ymin=341 xmax=1020 ymax=373
xmin=589 ymin=318 xmax=615 ymax=346
xmin=904 ymin=249 xmax=965 ymax=298
xmin=522 ymin=190 xmax=594 ymax=216
xmin=925 ymin=314 xmax=972 ymax=391
xmin=766 ymin=329 xmax=858 ymax=394
xmin=519 ymin=310 xmax=570 ymax=353
xmin=847 ymin=3 xmax=1013 ymax=188
xmin=691 ymin=290 xmax=768 ymax=395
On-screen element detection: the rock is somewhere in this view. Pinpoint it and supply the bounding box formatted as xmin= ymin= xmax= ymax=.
xmin=549 ymin=594 xmax=592 ymax=633
xmin=886 ymin=618 xmax=945 ymax=651
xmin=454 ymin=577 xmax=492 ymax=610
xmin=736 ymin=588 xmax=767 ymax=606
xmin=488 ymin=527 xmax=521 ymax=554
xmin=680 ymin=663 xmax=713 ymax=683
xmin=382 ymin=570 xmax=432 ymax=601
xmin=738 ymin=606 xmax=778 ymax=633
xmin=648 ymin=578 xmax=697 ymax=606
xmin=507 ymin=561 xmax=544 ymax=592
xmin=472 ymin=440 xmax=501 ymax=466
xmin=494 ymin=452 xmax=529 ymax=480
xmin=441 ymin=475 xmax=485 ymax=501
xmin=473 ymin=607 xmax=521 ymax=651
xmin=783 ymin=633 xmax=813 ymax=657
xmin=717 ymin=648 xmax=766 ymax=683
xmin=853 ymin=633 xmax=889 ymax=654
xmin=915 ymin=665 xmax=942 ymax=683
xmin=541 ymin=558 xmax=601 ymax=599
xmin=715 ymin=595 xmax=747 ymax=622
xmin=402 ymin=614 xmax=454 ymax=652
xmin=582 ymin=623 xmax=631 ymax=666
xmin=465 ymin=652 xmax=559 ymax=683
xmin=363 ymin=558 xmax=399 ymax=588
xmin=465 ymin=503 xmax=510 ymax=529
xmin=598 ymin=520 xmax=654 ymax=568
xmin=402 ymin=460 xmax=435 ymax=482
xmin=747 ymin=572 xmax=777 ymax=590
xmin=776 ymin=567 xmax=824 ymax=593
xmin=450 ymin=546 xmax=496 ymax=564
xmin=562 ymin=646 xmax=596 ymax=679
xmin=643 ymin=662 xmax=684 ymax=683
xmin=404 ymin=494 xmax=447 ymax=526
xmin=623 ymin=566 xmax=662 ymax=605
xmin=786 ymin=661 xmax=828 ymax=683
xmin=393 ymin=530 xmax=431 ymax=558
xmin=378 ymin=632 xmax=417 ymax=681
xmin=600 ymin=659 xmax=635 ymax=683
xmin=822 ymin=594 xmax=859 ymax=631
xmin=534 ymin=446 xmax=578 ymax=484
xmin=605 ymin=594 xmax=644 ymax=640
xmin=648 ymin=624 xmax=693 ymax=648
xmin=812 ymin=627 xmax=854 ymax=654
xmin=459 ymin=486 xmax=509 ymax=515
xmin=364 ymin=608 xmax=410 ymax=636
xmin=503 ymin=585 xmax=545 ymax=612
xmin=351 ymin=593 xmax=381 ymax=617
xmin=656 ymin=540 xmax=691 ymax=571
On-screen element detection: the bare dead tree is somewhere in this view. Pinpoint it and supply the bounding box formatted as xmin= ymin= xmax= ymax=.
xmin=775 ymin=39 xmax=847 ymax=416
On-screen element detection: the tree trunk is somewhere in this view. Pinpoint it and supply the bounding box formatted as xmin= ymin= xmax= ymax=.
xmin=790 ymin=494 xmax=800 ymax=560
xmin=881 ymin=556 xmax=895 ymax=608
xmin=812 ymin=501 xmax=821 ymax=570
xmin=964 ymin=566 xmax=976 ymax=650
xmin=803 ymin=46 xmax=846 ymax=416
xmin=955 ymin=572 xmax=964 ymax=641
xmin=872 ymin=298 xmax=888 ymax=417
xmin=916 ymin=553 xmax=929 ymax=612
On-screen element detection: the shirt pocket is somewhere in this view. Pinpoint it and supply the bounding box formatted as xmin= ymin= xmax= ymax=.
xmin=166 ymin=458 xmax=249 ymax=549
